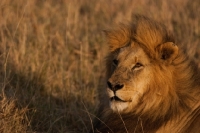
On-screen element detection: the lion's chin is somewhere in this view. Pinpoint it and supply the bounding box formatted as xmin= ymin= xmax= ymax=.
xmin=109 ymin=95 xmax=138 ymax=113
xmin=110 ymin=100 xmax=130 ymax=113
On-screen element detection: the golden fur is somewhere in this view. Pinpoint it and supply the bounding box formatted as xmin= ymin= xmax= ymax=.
xmin=92 ymin=15 xmax=200 ymax=133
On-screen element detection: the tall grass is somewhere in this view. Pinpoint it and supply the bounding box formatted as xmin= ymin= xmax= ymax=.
xmin=0 ymin=0 xmax=199 ymax=132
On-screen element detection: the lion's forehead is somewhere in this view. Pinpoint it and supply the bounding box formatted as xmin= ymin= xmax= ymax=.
xmin=117 ymin=44 xmax=150 ymax=65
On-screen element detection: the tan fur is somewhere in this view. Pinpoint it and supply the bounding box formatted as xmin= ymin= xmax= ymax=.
xmin=92 ymin=15 xmax=200 ymax=133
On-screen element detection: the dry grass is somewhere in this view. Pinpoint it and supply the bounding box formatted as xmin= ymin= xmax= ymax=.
xmin=0 ymin=0 xmax=199 ymax=132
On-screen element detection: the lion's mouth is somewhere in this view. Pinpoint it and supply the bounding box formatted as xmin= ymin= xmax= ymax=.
xmin=110 ymin=96 xmax=127 ymax=102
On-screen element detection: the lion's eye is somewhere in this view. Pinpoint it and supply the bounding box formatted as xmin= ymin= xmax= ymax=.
xmin=113 ymin=59 xmax=118 ymax=66
xmin=135 ymin=63 xmax=142 ymax=67
xmin=132 ymin=63 xmax=143 ymax=70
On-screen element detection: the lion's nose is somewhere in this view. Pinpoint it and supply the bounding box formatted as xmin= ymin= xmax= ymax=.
xmin=107 ymin=81 xmax=124 ymax=92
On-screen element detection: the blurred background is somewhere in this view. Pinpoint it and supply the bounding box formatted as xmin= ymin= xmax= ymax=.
xmin=0 ymin=0 xmax=199 ymax=132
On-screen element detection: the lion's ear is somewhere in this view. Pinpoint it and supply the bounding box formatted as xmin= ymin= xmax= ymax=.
xmin=156 ymin=42 xmax=179 ymax=64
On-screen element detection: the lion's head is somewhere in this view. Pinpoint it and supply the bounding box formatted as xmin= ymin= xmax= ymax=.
xmin=104 ymin=15 xmax=198 ymax=120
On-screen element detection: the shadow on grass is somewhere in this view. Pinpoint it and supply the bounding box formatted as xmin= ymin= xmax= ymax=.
xmin=0 ymin=60 xmax=95 ymax=133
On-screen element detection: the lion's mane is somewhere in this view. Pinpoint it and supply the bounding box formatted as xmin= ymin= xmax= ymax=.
xmin=92 ymin=15 xmax=200 ymax=133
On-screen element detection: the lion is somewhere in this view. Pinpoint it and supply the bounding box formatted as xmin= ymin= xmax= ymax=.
xmin=91 ymin=15 xmax=200 ymax=133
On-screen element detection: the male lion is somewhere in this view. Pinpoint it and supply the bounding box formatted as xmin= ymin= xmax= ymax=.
xmin=92 ymin=15 xmax=200 ymax=133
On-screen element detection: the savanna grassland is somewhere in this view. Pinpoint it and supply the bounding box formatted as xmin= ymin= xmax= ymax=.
xmin=0 ymin=0 xmax=199 ymax=133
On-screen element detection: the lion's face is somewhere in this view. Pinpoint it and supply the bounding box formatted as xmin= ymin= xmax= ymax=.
xmin=107 ymin=42 xmax=152 ymax=113
xmin=105 ymin=16 xmax=179 ymax=115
